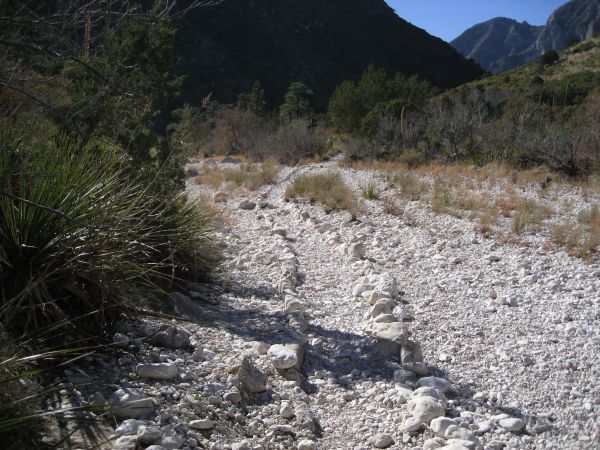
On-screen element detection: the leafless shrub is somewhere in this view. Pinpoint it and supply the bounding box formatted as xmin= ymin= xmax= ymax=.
xmin=261 ymin=120 xmax=325 ymax=165
xmin=204 ymin=106 xmax=275 ymax=158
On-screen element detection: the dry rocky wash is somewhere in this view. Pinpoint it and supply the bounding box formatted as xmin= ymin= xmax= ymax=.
xmin=47 ymin=158 xmax=599 ymax=449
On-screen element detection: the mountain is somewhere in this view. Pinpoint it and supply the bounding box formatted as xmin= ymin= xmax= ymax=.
xmin=451 ymin=0 xmax=600 ymax=73
xmin=171 ymin=0 xmax=484 ymax=111
xmin=451 ymin=18 xmax=543 ymax=73
xmin=536 ymin=0 xmax=600 ymax=53
xmin=455 ymin=37 xmax=600 ymax=102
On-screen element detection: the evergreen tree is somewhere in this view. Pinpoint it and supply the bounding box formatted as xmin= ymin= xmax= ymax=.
xmin=328 ymin=80 xmax=365 ymax=132
xmin=328 ymin=65 xmax=431 ymax=134
xmin=280 ymin=82 xmax=314 ymax=121
xmin=237 ymin=80 xmax=266 ymax=116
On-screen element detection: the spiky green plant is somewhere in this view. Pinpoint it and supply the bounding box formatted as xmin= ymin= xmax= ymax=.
xmin=362 ymin=181 xmax=380 ymax=200
xmin=0 ymin=121 xmax=220 ymax=335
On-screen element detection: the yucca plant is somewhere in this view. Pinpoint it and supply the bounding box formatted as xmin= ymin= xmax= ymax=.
xmin=0 ymin=121 xmax=220 ymax=335
xmin=0 ymin=120 xmax=220 ymax=444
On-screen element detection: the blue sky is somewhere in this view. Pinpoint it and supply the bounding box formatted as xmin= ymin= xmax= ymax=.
xmin=386 ymin=0 xmax=570 ymax=42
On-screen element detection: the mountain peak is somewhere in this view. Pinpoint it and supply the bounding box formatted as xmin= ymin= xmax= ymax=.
xmin=451 ymin=0 xmax=600 ymax=73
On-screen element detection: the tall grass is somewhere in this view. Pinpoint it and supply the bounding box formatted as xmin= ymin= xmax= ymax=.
xmin=511 ymin=197 xmax=552 ymax=234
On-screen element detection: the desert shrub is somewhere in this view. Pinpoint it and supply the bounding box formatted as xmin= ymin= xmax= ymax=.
xmin=420 ymin=92 xmax=492 ymax=164
xmin=539 ymin=50 xmax=560 ymax=66
xmin=285 ymin=171 xmax=360 ymax=216
xmin=343 ymin=137 xmax=374 ymax=161
xmin=0 ymin=122 xmax=219 ymax=335
xmin=204 ymin=106 xmax=275 ymax=157
xmin=511 ymin=197 xmax=551 ymax=233
xmin=261 ymin=120 xmax=325 ymax=164
xmin=398 ymin=148 xmax=427 ymax=168
xmin=366 ymin=112 xmax=403 ymax=158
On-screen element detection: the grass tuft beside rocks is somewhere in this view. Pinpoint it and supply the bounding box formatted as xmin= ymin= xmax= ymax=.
xmin=285 ymin=171 xmax=361 ymax=217
xmin=196 ymin=161 xmax=280 ymax=191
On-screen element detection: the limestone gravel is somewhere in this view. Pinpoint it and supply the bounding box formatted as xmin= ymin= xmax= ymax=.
xmin=46 ymin=157 xmax=600 ymax=450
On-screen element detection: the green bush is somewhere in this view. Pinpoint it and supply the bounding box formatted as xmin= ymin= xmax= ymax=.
xmin=328 ymin=65 xmax=431 ymax=134
xmin=0 ymin=122 xmax=220 ymax=335
xmin=540 ymin=50 xmax=560 ymax=66
xmin=279 ymin=82 xmax=315 ymax=121
xmin=537 ymin=71 xmax=600 ymax=106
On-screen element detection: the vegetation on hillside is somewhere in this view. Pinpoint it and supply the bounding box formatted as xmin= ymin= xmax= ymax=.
xmin=327 ymin=40 xmax=600 ymax=177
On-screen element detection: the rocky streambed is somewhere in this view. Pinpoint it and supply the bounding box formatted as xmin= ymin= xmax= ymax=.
xmin=47 ymin=158 xmax=600 ymax=450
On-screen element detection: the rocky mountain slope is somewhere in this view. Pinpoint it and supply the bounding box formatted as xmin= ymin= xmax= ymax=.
xmin=451 ymin=18 xmax=543 ymax=73
xmin=452 ymin=0 xmax=600 ymax=73
xmin=171 ymin=0 xmax=484 ymax=111
xmin=49 ymin=157 xmax=600 ymax=449
xmin=458 ymin=37 xmax=600 ymax=97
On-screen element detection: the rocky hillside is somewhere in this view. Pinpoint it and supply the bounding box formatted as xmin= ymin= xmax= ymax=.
xmin=536 ymin=0 xmax=600 ymax=53
xmin=171 ymin=0 xmax=484 ymax=111
xmin=452 ymin=0 xmax=600 ymax=73
xmin=451 ymin=18 xmax=543 ymax=73
xmin=459 ymin=37 xmax=600 ymax=95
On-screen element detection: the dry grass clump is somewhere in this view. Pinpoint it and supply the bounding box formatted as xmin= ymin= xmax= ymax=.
xmin=571 ymin=205 xmax=600 ymax=259
xmin=430 ymin=179 xmax=459 ymax=216
xmin=196 ymin=161 xmax=279 ymax=191
xmin=477 ymin=206 xmax=500 ymax=238
xmin=362 ymin=181 xmax=380 ymax=200
xmin=285 ymin=171 xmax=360 ymax=216
xmin=550 ymin=221 xmax=580 ymax=249
xmin=382 ymin=196 xmax=404 ymax=216
xmin=550 ymin=220 xmax=600 ymax=260
xmin=382 ymin=197 xmax=418 ymax=225
xmin=512 ymin=197 xmax=552 ymax=233
xmin=387 ymin=171 xmax=429 ymax=201
xmin=577 ymin=204 xmax=600 ymax=226
xmin=454 ymin=188 xmax=491 ymax=212
xmin=495 ymin=188 xmax=518 ymax=217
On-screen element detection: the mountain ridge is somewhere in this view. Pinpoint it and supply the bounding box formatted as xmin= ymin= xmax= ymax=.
xmin=451 ymin=0 xmax=600 ymax=73
xmin=171 ymin=0 xmax=484 ymax=111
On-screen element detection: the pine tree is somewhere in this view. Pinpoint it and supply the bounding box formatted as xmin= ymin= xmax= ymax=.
xmin=237 ymin=80 xmax=266 ymax=116
xmin=279 ymin=82 xmax=314 ymax=121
